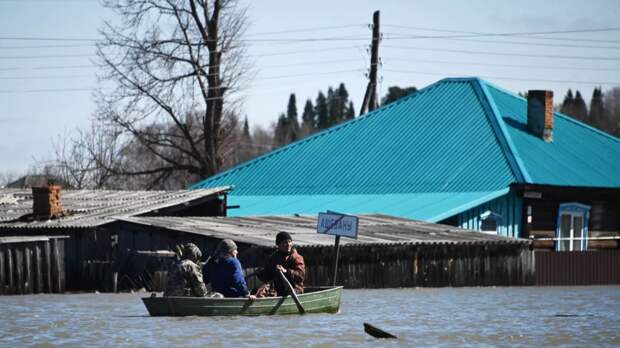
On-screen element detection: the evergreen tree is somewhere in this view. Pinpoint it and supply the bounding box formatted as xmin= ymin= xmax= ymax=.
xmin=242 ymin=116 xmax=251 ymax=140
xmin=560 ymin=89 xmax=575 ymax=117
xmin=337 ymin=83 xmax=350 ymax=121
xmin=238 ymin=116 xmax=254 ymax=163
xmin=381 ymin=86 xmax=417 ymax=106
xmin=573 ymin=90 xmax=588 ymax=121
xmin=589 ymin=87 xmax=605 ymax=130
xmin=274 ymin=113 xmax=288 ymax=147
xmin=301 ymin=99 xmax=315 ymax=131
xmin=327 ymin=87 xmax=340 ymax=127
xmin=286 ymin=93 xmax=299 ymax=142
xmin=315 ymin=91 xmax=329 ymax=130
xmin=345 ymin=101 xmax=355 ymax=119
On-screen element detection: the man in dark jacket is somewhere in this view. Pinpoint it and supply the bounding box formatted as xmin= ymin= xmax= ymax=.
xmin=256 ymin=232 xmax=305 ymax=297
xmin=203 ymin=239 xmax=256 ymax=299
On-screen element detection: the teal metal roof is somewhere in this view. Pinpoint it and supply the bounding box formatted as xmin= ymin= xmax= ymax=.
xmin=194 ymin=78 xmax=517 ymax=194
xmin=192 ymin=77 xmax=620 ymax=219
xmin=484 ymin=81 xmax=620 ymax=187
xmin=224 ymin=189 xmax=509 ymax=222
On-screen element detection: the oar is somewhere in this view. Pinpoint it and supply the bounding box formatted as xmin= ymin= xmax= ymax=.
xmin=363 ymin=322 xmax=398 ymax=339
xmin=277 ymin=269 xmax=305 ymax=314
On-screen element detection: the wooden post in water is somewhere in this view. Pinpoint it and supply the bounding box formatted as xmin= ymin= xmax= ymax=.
xmin=332 ymin=235 xmax=341 ymax=286
xmin=0 ymin=246 xmax=4 ymax=295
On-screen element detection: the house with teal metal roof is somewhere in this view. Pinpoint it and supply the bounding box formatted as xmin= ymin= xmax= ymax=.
xmin=192 ymin=78 xmax=620 ymax=251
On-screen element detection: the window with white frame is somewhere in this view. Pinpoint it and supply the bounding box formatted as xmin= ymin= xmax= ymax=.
xmin=555 ymin=203 xmax=590 ymax=251
xmin=479 ymin=210 xmax=502 ymax=234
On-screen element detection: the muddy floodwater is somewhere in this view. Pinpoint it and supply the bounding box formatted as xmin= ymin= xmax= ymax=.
xmin=1 ymin=286 xmax=619 ymax=347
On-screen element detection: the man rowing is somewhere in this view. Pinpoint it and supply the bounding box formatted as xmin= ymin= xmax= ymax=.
xmin=255 ymin=232 xmax=305 ymax=297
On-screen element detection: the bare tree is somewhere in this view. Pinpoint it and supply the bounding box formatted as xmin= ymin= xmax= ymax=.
xmin=96 ymin=0 xmax=250 ymax=188
xmin=45 ymin=123 xmax=123 ymax=189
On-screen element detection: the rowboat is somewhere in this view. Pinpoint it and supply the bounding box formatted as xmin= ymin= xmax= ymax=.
xmin=142 ymin=286 xmax=343 ymax=316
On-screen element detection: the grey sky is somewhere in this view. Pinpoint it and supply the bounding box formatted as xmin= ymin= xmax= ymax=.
xmin=1 ymin=0 xmax=619 ymax=174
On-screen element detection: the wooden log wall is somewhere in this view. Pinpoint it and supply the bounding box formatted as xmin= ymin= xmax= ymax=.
xmin=522 ymin=186 xmax=620 ymax=251
xmin=0 ymin=238 xmax=65 ymax=295
xmin=291 ymin=242 xmax=535 ymax=288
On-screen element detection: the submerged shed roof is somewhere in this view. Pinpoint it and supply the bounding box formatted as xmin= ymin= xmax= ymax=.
xmin=191 ymin=78 xmax=620 ymax=219
xmin=119 ymin=214 xmax=529 ymax=247
xmin=0 ymin=187 xmax=229 ymax=229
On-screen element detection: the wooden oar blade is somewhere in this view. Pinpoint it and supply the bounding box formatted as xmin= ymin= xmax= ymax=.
xmin=363 ymin=322 xmax=398 ymax=339
xmin=277 ymin=269 xmax=305 ymax=314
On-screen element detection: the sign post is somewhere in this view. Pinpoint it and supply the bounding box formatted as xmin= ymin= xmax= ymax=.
xmin=317 ymin=211 xmax=359 ymax=286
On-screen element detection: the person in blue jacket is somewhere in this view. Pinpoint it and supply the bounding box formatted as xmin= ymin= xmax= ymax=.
xmin=203 ymin=239 xmax=256 ymax=300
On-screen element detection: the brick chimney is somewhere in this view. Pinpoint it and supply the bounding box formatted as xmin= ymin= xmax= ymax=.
xmin=527 ymin=90 xmax=554 ymax=142
xmin=32 ymin=185 xmax=63 ymax=219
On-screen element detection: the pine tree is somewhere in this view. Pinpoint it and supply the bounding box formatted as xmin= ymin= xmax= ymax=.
xmin=238 ymin=116 xmax=254 ymax=163
xmin=573 ymin=90 xmax=588 ymax=121
xmin=242 ymin=116 xmax=251 ymax=140
xmin=380 ymin=86 xmax=417 ymax=106
xmin=345 ymin=101 xmax=355 ymax=119
xmin=337 ymin=83 xmax=349 ymax=122
xmin=327 ymin=87 xmax=339 ymax=127
xmin=274 ymin=113 xmax=288 ymax=147
xmin=301 ymin=99 xmax=315 ymax=131
xmin=560 ymin=89 xmax=575 ymax=117
xmin=315 ymin=91 xmax=329 ymax=130
xmin=589 ymin=87 xmax=605 ymax=130
xmin=286 ymin=93 xmax=299 ymax=143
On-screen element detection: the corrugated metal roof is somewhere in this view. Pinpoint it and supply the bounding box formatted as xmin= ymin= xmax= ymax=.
xmin=485 ymin=81 xmax=620 ymax=187
xmin=190 ymin=77 xmax=620 ymax=220
xmin=224 ymin=189 xmax=509 ymax=222
xmin=0 ymin=236 xmax=69 ymax=244
xmin=118 ymin=214 xmax=529 ymax=247
xmin=193 ymin=79 xmax=517 ymax=195
xmin=0 ymin=187 xmax=229 ymax=229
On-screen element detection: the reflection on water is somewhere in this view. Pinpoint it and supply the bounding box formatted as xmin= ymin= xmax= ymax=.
xmin=1 ymin=286 xmax=619 ymax=347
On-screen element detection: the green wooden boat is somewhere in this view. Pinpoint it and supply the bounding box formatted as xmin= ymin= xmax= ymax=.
xmin=142 ymin=286 xmax=343 ymax=316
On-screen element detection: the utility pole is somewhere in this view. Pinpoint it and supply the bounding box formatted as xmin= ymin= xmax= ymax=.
xmin=360 ymin=10 xmax=380 ymax=115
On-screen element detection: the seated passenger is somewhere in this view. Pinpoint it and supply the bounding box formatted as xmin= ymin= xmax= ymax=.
xmin=203 ymin=239 xmax=256 ymax=300
xmin=164 ymin=243 xmax=208 ymax=297
xmin=255 ymin=232 xmax=305 ymax=297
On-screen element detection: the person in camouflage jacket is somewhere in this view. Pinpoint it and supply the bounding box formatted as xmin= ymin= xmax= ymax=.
xmin=164 ymin=243 xmax=208 ymax=297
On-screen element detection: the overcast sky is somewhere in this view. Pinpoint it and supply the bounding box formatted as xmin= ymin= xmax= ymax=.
xmin=1 ymin=0 xmax=619 ymax=174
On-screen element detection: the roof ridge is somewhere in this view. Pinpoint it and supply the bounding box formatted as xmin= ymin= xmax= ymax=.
xmin=554 ymin=110 xmax=620 ymax=144
xmin=472 ymin=78 xmax=531 ymax=183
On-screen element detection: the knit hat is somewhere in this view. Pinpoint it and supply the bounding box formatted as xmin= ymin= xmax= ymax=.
xmin=276 ymin=231 xmax=293 ymax=245
xmin=216 ymin=239 xmax=238 ymax=256
xmin=182 ymin=243 xmax=202 ymax=262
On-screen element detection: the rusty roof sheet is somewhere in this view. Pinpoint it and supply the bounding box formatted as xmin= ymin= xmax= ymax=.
xmin=118 ymin=214 xmax=530 ymax=247
xmin=0 ymin=187 xmax=230 ymax=229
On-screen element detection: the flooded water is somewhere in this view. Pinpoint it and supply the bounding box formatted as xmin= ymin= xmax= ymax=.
xmin=1 ymin=286 xmax=619 ymax=347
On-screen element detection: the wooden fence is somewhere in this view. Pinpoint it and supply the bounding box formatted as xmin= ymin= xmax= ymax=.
xmin=535 ymin=250 xmax=620 ymax=285
xmin=296 ymin=243 xmax=535 ymax=288
xmin=0 ymin=237 xmax=66 ymax=295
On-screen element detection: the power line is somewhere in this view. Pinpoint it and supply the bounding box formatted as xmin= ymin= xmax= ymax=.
xmin=0 ymin=53 xmax=94 ymax=59
xmin=0 ymin=74 xmax=92 ymax=80
xmin=0 ymin=45 xmax=364 ymax=60
xmin=246 ymin=24 xmax=366 ymax=37
xmin=384 ymin=68 xmax=620 ymax=86
xmin=383 ymin=33 xmax=620 ymax=50
xmin=0 ymin=68 xmax=365 ymax=93
xmin=383 ymin=25 xmax=620 ymax=44
xmin=0 ymin=58 xmax=364 ymax=78
xmin=384 ymin=57 xmax=620 ymax=72
xmin=384 ymin=44 xmax=620 ymax=61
